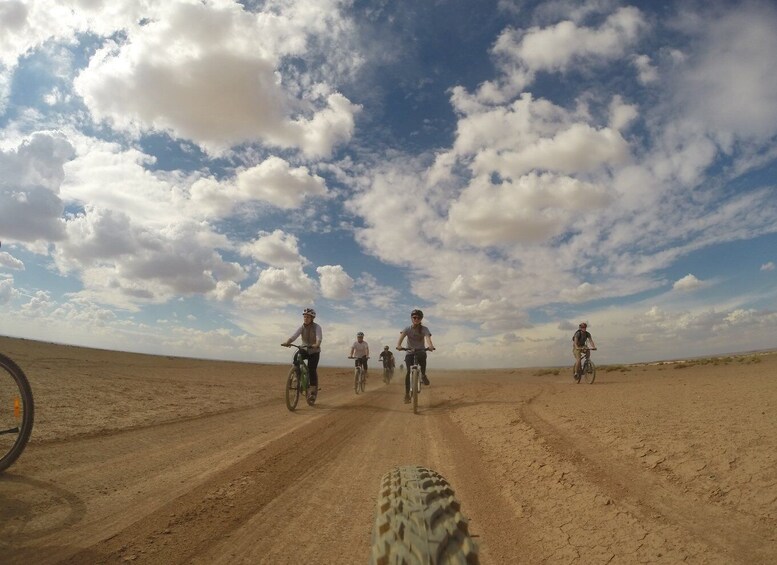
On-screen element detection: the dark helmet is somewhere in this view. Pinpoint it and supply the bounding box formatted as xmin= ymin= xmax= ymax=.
xmin=411 ymin=309 xmax=423 ymax=319
xmin=579 ymin=322 xmax=587 ymax=329
xmin=384 ymin=345 xmax=389 ymax=350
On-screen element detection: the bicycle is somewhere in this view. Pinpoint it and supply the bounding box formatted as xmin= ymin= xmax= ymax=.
xmin=574 ymin=347 xmax=597 ymax=384
xmin=1 ymin=352 xmax=35 ymax=472
xmin=398 ymin=348 xmax=431 ymax=414
xmin=382 ymin=361 xmax=394 ymax=384
xmin=282 ymin=344 xmax=316 ymax=411
xmin=349 ymin=356 xmax=367 ymax=394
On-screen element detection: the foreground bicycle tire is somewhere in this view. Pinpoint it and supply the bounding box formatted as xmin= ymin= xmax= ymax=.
xmin=369 ymin=465 xmax=479 ymax=565
xmin=0 ymin=352 xmax=35 ymax=472
xmin=583 ymin=360 xmax=596 ymax=384
xmin=285 ymin=367 xmax=300 ymax=411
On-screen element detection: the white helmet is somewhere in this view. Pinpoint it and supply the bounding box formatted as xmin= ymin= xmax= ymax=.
xmin=302 ymin=308 xmax=316 ymax=318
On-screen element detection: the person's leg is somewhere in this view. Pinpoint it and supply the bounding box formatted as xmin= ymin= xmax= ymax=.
xmin=307 ymin=352 xmax=320 ymax=387
xmin=572 ymin=347 xmax=581 ymax=376
xmin=404 ymin=354 xmax=413 ymax=397
xmin=419 ymin=351 xmax=429 ymax=384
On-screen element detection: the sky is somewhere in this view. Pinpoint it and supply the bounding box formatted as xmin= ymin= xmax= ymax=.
xmin=1 ymin=0 xmax=776 ymax=369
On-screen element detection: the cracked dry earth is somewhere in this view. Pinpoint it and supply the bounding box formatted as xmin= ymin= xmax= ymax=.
xmin=1 ymin=336 xmax=776 ymax=564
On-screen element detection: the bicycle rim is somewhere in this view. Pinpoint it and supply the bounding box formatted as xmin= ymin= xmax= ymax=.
xmin=360 ymin=372 xmax=366 ymax=393
xmin=354 ymin=368 xmax=360 ymax=394
xmin=0 ymin=353 xmax=35 ymax=472
xmin=584 ymin=361 xmax=596 ymax=384
xmin=285 ymin=367 xmax=300 ymax=411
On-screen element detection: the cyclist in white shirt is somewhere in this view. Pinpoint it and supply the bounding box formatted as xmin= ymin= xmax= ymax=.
xmin=350 ymin=332 xmax=370 ymax=381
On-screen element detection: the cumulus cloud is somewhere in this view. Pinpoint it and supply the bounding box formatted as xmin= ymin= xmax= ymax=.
xmin=760 ymin=262 xmax=774 ymax=272
xmin=673 ymin=273 xmax=704 ymax=292
xmin=317 ymin=265 xmax=354 ymax=300
xmin=0 ymin=276 xmax=15 ymax=304
xmin=0 ymin=250 xmax=24 ymax=270
xmin=241 ymin=230 xmax=306 ymax=267
xmin=72 ymin=2 xmax=361 ymax=156
xmin=0 ymin=132 xmax=74 ymax=243
xmin=237 ymin=264 xmax=316 ymax=308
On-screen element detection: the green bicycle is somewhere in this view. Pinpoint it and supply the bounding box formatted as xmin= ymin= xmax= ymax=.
xmin=283 ymin=344 xmax=316 ymax=411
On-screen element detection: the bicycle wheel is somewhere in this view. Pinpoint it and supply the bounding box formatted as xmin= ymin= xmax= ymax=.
xmin=360 ymin=371 xmax=366 ymax=393
xmin=354 ymin=367 xmax=361 ymax=394
xmin=411 ymin=369 xmax=418 ymax=414
xmin=383 ymin=367 xmax=389 ymax=384
xmin=369 ymin=465 xmax=479 ymax=565
xmin=285 ymin=366 xmax=300 ymax=411
xmin=583 ymin=360 xmax=596 ymax=384
xmin=0 ymin=353 xmax=35 ymax=472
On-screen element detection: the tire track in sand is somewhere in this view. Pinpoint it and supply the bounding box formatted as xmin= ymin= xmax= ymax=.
xmin=520 ymin=383 xmax=772 ymax=564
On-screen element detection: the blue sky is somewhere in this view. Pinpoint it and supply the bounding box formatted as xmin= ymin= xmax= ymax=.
xmin=1 ymin=0 xmax=776 ymax=368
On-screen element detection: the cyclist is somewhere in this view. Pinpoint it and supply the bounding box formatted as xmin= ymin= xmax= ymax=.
xmin=282 ymin=308 xmax=322 ymax=401
xmin=379 ymin=345 xmax=395 ymax=380
xmin=572 ymin=322 xmax=596 ymax=381
xmin=397 ymin=309 xmax=435 ymax=403
xmin=350 ymin=332 xmax=370 ymax=381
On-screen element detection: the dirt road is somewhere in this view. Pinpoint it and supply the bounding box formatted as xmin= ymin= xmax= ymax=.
xmin=1 ymin=338 xmax=776 ymax=563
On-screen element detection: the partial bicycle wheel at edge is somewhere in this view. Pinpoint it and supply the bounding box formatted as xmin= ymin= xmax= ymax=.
xmin=369 ymin=465 xmax=479 ymax=565
xmin=411 ymin=370 xmax=419 ymax=414
xmin=285 ymin=367 xmax=300 ymax=411
xmin=583 ymin=360 xmax=596 ymax=384
xmin=0 ymin=352 xmax=35 ymax=472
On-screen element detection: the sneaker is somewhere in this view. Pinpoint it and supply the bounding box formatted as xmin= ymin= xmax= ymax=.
xmin=404 ymin=393 xmax=411 ymax=404
xmin=421 ymin=375 xmax=430 ymax=386
xmin=307 ymin=385 xmax=318 ymax=400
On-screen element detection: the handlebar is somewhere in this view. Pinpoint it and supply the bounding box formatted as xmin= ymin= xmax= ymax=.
xmin=397 ymin=347 xmax=434 ymax=352
xmin=282 ymin=343 xmax=312 ymax=351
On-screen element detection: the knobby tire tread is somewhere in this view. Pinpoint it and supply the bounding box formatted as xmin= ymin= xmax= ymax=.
xmin=369 ymin=465 xmax=479 ymax=565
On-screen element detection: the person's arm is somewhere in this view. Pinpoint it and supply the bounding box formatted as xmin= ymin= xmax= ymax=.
xmin=314 ymin=324 xmax=322 ymax=349
xmin=365 ymin=343 xmax=370 ymax=358
xmin=426 ymin=335 xmax=435 ymax=350
xmin=349 ymin=343 xmax=355 ymax=357
xmin=397 ymin=330 xmax=406 ymax=349
xmin=283 ymin=326 xmax=302 ymax=346
xmin=588 ymin=335 xmax=596 ymax=349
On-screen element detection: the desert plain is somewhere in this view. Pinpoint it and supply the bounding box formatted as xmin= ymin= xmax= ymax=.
xmin=1 ymin=335 xmax=776 ymax=564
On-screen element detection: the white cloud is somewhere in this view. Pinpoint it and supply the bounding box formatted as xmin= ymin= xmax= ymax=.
xmin=761 ymin=262 xmax=775 ymax=272
xmin=0 ymin=250 xmax=24 ymax=270
xmin=237 ymin=264 xmax=316 ymax=308
xmin=0 ymin=132 xmax=74 ymax=243
xmin=317 ymin=265 xmax=354 ymax=300
xmin=671 ymin=3 xmax=777 ymax=142
xmin=447 ymin=173 xmax=611 ymax=246
xmin=241 ymin=230 xmax=306 ymax=267
xmin=0 ymin=276 xmax=15 ymax=304
xmin=672 ymin=273 xmax=704 ymax=292
xmin=235 ymin=157 xmax=328 ymax=209
xmin=72 ymin=2 xmax=361 ymax=156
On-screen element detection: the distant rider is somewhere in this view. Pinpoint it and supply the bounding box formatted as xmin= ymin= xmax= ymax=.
xmin=379 ymin=345 xmax=395 ymax=370
xmin=397 ymin=309 xmax=435 ymax=403
xmin=282 ymin=308 xmax=322 ymax=401
xmin=572 ymin=322 xmax=596 ymax=380
xmin=350 ymin=332 xmax=370 ymax=381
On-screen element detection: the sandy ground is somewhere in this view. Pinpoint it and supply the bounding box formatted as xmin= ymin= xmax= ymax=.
xmin=1 ymin=335 xmax=776 ymax=564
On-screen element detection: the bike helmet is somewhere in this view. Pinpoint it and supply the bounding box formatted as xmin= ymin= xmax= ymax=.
xmin=302 ymin=308 xmax=316 ymax=318
xmin=384 ymin=345 xmax=389 ymax=350
xmin=579 ymin=322 xmax=587 ymax=328
xmin=357 ymin=332 xmax=364 ymax=337
xmin=411 ymin=309 xmax=423 ymax=319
